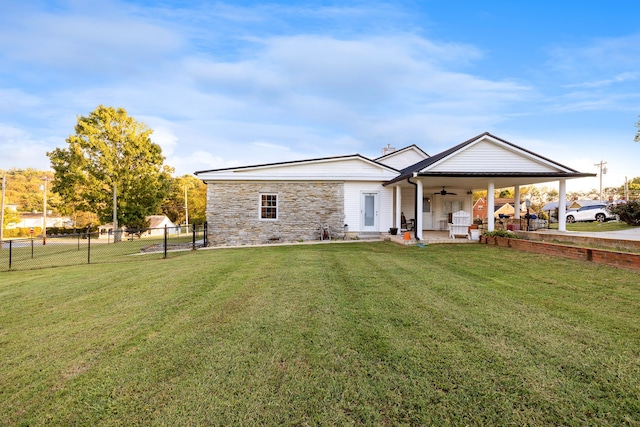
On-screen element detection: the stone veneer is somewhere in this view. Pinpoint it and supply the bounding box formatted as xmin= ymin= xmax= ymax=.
xmin=206 ymin=181 xmax=345 ymax=246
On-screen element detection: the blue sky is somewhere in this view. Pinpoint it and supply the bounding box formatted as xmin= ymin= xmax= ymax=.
xmin=1 ymin=0 xmax=639 ymax=192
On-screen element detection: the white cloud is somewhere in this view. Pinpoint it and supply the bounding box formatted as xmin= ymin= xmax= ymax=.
xmin=0 ymin=1 xmax=183 ymax=77
xmin=1 ymin=0 xmax=636 ymax=193
xmin=565 ymin=71 xmax=640 ymax=89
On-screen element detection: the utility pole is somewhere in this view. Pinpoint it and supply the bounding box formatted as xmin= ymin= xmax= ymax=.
xmin=113 ymin=182 xmax=120 ymax=242
xmin=40 ymin=176 xmax=48 ymax=245
xmin=625 ymin=176 xmax=629 ymax=201
xmin=184 ymin=184 xmax=189 ymax=227
xmin=594 ymin=160 xmax=607 ymax=202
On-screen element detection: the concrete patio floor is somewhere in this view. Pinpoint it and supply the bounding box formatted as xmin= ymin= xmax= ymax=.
xmin=385 ymin=230 xmax=477 ymax=245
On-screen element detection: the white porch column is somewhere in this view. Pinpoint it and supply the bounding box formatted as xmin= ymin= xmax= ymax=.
xmin=514 ymin=186 xmax=521 ymax=220
xmin=416 ymin=179 xmax=423 ymax=240
xmin=487 ymin=180 xmax=495 ymax=232
xmin=558 ymin=179 xmax=567 ymax=232
xmin=395 ymin=185 xmax=402 ymax=229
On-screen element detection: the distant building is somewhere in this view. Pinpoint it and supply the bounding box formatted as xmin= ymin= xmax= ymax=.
xmin=98 ymin=215 xmax=179 ymax=239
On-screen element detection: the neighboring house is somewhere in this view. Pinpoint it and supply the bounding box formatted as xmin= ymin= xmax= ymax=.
xmin=16 ymin=212 xmax=72 ymax=229
xmin=472 ymin=198 xmax=486 ymax=221
xmin=98 ymin=215 xmax=178 ymax=239
xmin=195 ymin=132 xmax=595 ymax=246
xmin=145 ymin=215 xmax=179 ymax=236
xmin=493 ymin=198 xmax=527 ymax=218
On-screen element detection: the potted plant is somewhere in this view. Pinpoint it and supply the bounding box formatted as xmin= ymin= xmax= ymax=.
xmin=389 ymin=227 xmax=398 ymax=235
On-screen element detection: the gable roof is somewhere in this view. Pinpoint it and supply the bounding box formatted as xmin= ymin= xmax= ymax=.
xmin=147 ymin=215 xmax=175 ymax=228
xmin=194 ymin=154 xmax=399 ymax=182
xmin=384 ymin=132 xmax=595 ymax=188
xmin=374 ymin=144 xmax=429 ymax=170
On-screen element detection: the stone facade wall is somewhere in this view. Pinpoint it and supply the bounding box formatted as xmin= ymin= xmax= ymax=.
xmin=206 ymin=181 xmax=344 ymax=246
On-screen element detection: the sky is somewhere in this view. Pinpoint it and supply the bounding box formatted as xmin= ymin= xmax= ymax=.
xmin=1 ymin=0 xmax=639 ymax=193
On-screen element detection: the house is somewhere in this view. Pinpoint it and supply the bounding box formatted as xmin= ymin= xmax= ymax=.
xmin=472 ymin=198 xmax=487 ymax=221
xmin=145 ymin=215 xmax=179 ymax=236
xmin=98 ymin=215 xmax=178 ymax=239
xmin=195 ymin=132 xmax=595 ymax=246
xmin=492 ymin=198 xmax=525 ymax=218
xmin=16 ymin=212 xmax=72 ymax=229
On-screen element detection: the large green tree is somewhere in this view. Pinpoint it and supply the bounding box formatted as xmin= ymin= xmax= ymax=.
xmin=635 ymin=115 xmax=640 ymax=142
xmin=160 ymin=175 xmax=207 ymax=225
xmin=48 ymin=105 xmax=173 ymax=228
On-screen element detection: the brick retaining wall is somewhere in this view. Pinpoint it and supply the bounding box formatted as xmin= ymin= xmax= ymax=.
xmin=515 ymin=230 xmax=640 ymax=252
xmin=480 ymin=236 xmax=640 ymax=271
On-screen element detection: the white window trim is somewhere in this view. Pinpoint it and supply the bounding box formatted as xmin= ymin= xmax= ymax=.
xmin=259 ymin=193 xmax=278 ymax=220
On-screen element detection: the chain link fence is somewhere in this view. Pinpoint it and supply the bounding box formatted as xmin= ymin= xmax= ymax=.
xmin=0 ymin=224 xmax=207 ymax=272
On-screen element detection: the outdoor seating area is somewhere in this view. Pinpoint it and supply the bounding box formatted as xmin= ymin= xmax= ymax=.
xmin=449 ymin=210 xmax=471 ymax=239
xmin=490 ymin=214 xmax=547 ymax=232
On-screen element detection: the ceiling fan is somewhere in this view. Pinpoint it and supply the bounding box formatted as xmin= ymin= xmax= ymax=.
xmin=435 ymin=187 xmax=457 ymax=196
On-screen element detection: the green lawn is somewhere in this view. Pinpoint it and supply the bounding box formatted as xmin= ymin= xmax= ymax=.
xmin=0 ymin=232 xmax=200 ymax=271
xmin=547 ymin=220 xmax=634 ymax=232
xmin=1 ymin=242 xmax=639 ymax=425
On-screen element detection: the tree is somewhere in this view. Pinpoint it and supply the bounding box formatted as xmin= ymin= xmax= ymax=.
xmin=2 ymin=207 xmax=20 ymax=229
xmin=609 ymin=201 xmax=640 ymax=226
xmin=0 ymin=169 xmax=58 ymax=214
xmin=48 ymin=105 xmax=173 ymax=228
xmin=635 ymin=116 xmax=640 ymax=142
xmin=498 ymin=188 xmax=513 ymax=198
xmin=160 ymin=175 xmax=207 ymax=225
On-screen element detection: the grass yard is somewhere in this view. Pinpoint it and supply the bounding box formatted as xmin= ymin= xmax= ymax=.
xmin=1 ymin=242 xmax=639 ymax=425
xmin=0 ymin=232 xmax=199 ymax=271
xmin=548 ymin=221 xmax=634 ymax=232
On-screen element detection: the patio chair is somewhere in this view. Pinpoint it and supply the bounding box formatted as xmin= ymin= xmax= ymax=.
xmin=400 ymin=212 xmax=415 ymax=231
xmin=449 ymin=210 xmax=471 ymax=239
xmin=319 ymin=224 xmax=331 ymax=241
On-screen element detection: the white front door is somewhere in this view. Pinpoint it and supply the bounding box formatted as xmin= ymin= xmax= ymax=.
xmin=422 ymin=197 xmax=433 ymax=229
xmin=361 ymin=192 xmax=378 ymax=231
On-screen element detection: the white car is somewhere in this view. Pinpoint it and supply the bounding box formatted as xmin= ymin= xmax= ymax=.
xmin=565 ymin=204 xmax=615 ymax=223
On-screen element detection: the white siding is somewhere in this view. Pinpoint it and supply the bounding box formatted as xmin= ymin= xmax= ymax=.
xmin=344 ymin=182 xmax=394 ymax=232
xmin=377 ymin=148 xmax=429 ymax=170
xmin=198 ymin=157 xmax=398 ymax=181
xmin=428 ymin=140 xmax=562 ymax=173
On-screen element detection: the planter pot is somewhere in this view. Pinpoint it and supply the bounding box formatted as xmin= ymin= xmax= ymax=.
xmin=389 ymin=227 xmax=398 ymax=235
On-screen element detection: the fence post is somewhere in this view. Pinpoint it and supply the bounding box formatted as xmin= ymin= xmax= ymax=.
xmin=192 ymin=224 xmax=196 ymax=250
xmin=31 ymin=238 xmax=34 ymax=259
xmin=8 ymin=239 xmax=12 ymax=270
xmin=87 ymin=228 xmax=91 ymax=264
xmin=203 ymin=222 xmax=208 ymax=247
xmin=164 ymin=225 xmax=168 ymax=259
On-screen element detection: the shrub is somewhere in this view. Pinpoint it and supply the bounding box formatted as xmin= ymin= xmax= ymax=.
xmin=482 ymin=229 xmax=520 ymax=239
xmin=609 ymin=201 xmax=640 ymax=226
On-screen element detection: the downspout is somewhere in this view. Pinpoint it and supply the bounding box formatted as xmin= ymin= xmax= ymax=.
xmin=407 ymin=175 xmax=420 ymax=241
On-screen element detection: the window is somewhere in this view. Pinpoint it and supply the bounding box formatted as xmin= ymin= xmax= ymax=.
xmin=260 ymin=194 xmax=278 ymax=219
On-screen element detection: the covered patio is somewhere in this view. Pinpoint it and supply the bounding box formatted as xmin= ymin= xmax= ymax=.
xmin=383 ymin=133 xmax=595 ymax=240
